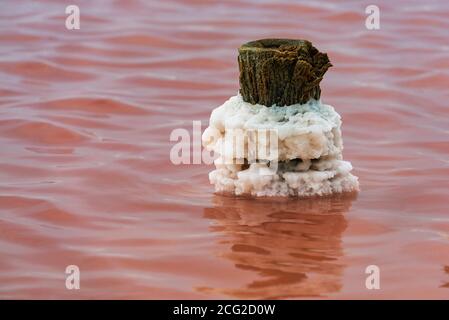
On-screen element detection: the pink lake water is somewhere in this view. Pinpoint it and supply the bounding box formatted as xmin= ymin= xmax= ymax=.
xmin=0 ymin=0 xmax=449 ymax=299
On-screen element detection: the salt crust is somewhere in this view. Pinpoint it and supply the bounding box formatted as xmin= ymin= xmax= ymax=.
xmin=202 ymin=94 xmax=359 ymax=197
xmin=202 ymin=94 xmax=342 ymax=162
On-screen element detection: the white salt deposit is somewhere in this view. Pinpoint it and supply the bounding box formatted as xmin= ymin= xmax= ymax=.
xmin=202 ymin=94 xmax=359 ymax=197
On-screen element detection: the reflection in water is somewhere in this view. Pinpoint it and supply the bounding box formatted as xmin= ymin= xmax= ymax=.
xmin=201 ymin=193 xmax=357 ymax=299
xmin=441 ymin=266 xmax=449 ymax=288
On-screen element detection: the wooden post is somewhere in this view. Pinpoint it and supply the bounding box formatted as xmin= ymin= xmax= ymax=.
xmin=238 ymin=39 xmax=332 ymax=107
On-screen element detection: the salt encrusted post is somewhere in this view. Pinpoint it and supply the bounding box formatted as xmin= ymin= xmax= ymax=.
xmin=238 ymin=39 xmax=332 ymax=107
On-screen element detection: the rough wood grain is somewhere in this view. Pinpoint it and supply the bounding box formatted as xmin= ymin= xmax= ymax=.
xmin=238 ymin=39 xmax=332 ymax=107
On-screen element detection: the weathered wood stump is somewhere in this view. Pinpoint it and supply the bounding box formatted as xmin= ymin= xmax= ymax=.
xmin=238 ymin=39 xmax=332 ymax=107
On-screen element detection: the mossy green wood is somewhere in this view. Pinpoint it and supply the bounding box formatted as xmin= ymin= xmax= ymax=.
xmin=238 ymin=39 xmax=332 ymax=107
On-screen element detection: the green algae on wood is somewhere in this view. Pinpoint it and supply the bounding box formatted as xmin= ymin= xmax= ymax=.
xmin=238 ymin=39 xmax=332 ymax=107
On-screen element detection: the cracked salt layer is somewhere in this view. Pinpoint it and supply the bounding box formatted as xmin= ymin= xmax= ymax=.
xmin=202 ymin=94 xmax=359 ymax=197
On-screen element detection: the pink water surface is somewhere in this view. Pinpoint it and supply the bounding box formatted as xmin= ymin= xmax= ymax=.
xmin=0 ymin=0 xmax=449 ymax=299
